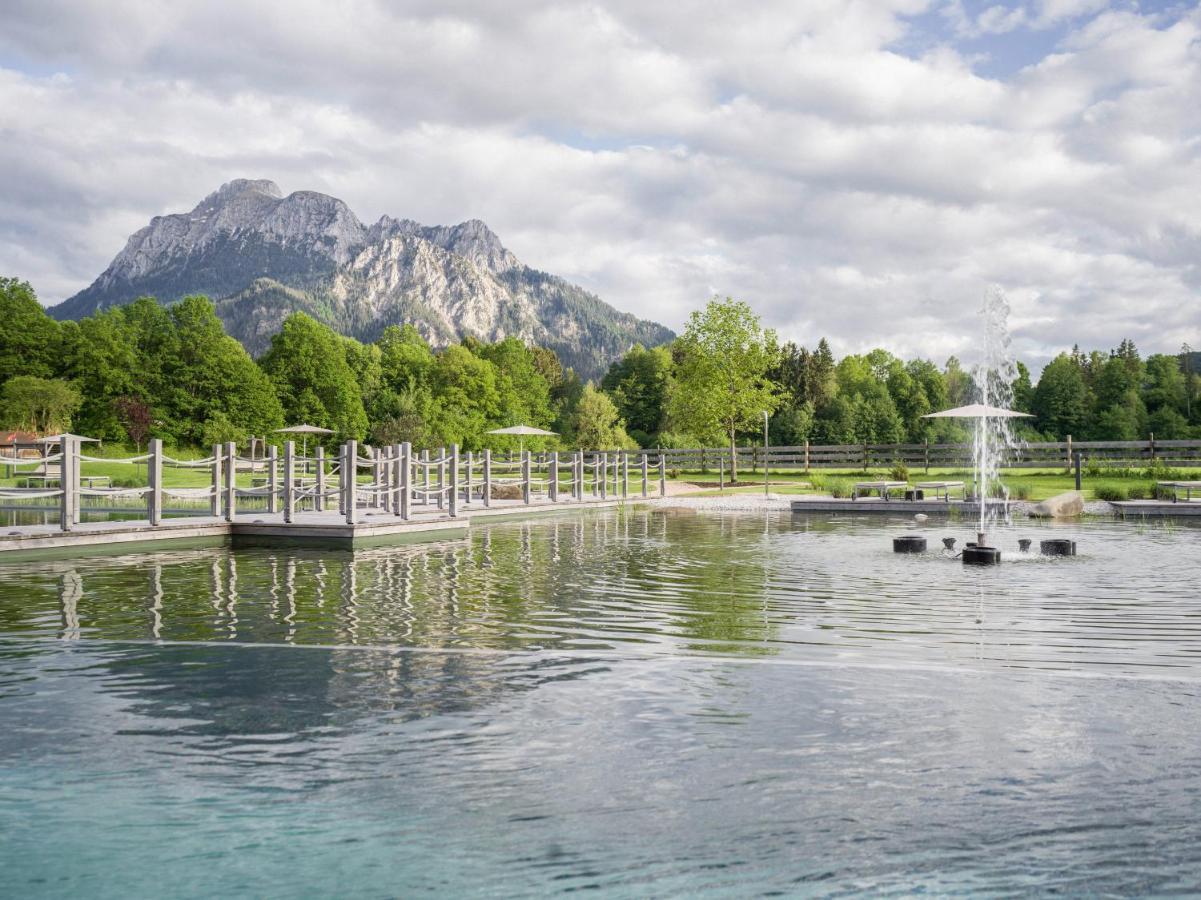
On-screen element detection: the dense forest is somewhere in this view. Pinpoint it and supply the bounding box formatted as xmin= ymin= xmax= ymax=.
xmin=2 ymin=276 xmax=1198 ymax=451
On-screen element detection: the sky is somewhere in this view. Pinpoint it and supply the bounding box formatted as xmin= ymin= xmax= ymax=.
xmin=0 ymin=0 xmax=1198 ymax=373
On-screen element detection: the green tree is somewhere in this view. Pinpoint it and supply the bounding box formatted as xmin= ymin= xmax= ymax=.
xmin=0 ymin=376 xmax=81 ymax=433
xmin=475 ymin=337 xmax=554 ymax=438
xmin=259 ymin=313 xmax=368 ymax=441
xmin=600 ymin=343 xmax=673 ymax=446
xmin=428 ymin=344 xmax=501 ymax=449
xmin=1032 ymin=353 xmax=1091 ymax=439
xmin=0 ymin=278 xmax=61 ymax=383
xmin=573 ymin=385 xmax=636 ymax=450
xmin=667 ymin=298 xmax=780 ymax=482
xmin=171 ymin=296 xmax=284 ymax=444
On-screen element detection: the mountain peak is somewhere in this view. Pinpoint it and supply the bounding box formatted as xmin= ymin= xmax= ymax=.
xmin=205 ymin=178 xmax=284 ymax=205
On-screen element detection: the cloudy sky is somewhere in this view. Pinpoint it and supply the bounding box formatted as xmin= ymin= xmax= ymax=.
xmin=1 ymin=0 xmax=1198 ymax=371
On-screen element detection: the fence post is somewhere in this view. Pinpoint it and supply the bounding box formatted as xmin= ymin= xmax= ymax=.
xmin=59 ymin=435 xmax=74 ymax=532
xmin=641 ymin=453 xmax=649 ymax=497
xmin=1066 ymin=434 xmax=1073 ymax=472
xmin=449 ymin=444 xmax=460 ymax=517
xmin=315 ymin=446 xmax=326 ymax=512
xmin=464 ymin=451 xmax=473 ymax=505
xmin=225 ymin=441 xmax=237 ymax=522
xmin=549 ymin=452 xmax=559 ymax=501
xmin=148 ymin=438 xmax=163 ymax=526
xmin=719 ymin=455 xmax=724 ymax=490
xmin=483 ymin=449 xmax=492 ymax=508
xmin=804 ymin=439 xmax=810 ymax=473
xmin=1150 ymin=432 xmax=1157 ymax=462
xmin=337 ymin=443 xmax=346 ymax=516
xmin=210 ymin=444 xmax=222 ymax=518
xmin=658 ymin=453 xmax=667 ymax=497
xmin=400 ymin=442 xmax=411 ymax=520
xmin=437 ymin=448 xmax=446 ymax=510
xmin=370 ymin=447 xmax=381 ymax=510
xmin=599 ymin=452 xmax=607 ymax=500
xmin=621 ymin=453 xmax=628 ymax=498
xmin=862 ymin=443 xmax=869 ymax=471
xmin=283 ymin=440 xmax=295 ymax=524
xmin=345 ymin=439 xmax=358 ymax=525
xmin=522 ymin=450 xmax=531 ymax=505
xmin=267 ymin=444 xmax=278 ymax=514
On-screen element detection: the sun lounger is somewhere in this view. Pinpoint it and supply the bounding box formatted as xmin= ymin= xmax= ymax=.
xmin=915 ymin=480 xmax=965 ymax=501
xmin=852 ymin=481 xmax=907 ymax=501
xmin=1158 ymin=481 xmax=1201 ymax=502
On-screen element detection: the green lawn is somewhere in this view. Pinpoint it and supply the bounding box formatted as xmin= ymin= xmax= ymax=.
xmin=661 ymin=466 xmax=1173 ymax=502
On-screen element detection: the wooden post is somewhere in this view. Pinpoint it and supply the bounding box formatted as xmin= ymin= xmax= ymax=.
xmin=283 ymin=440 xmax=295 ymax=524
xmin=658 ymin=453 xmax=667 ymax=497
xmin=924 ymin=438 xmax=930 ymax=475
xmin=621 ymin=453 xmax=628 ymax=498
xmin=59 ymin=435 xmax=74 ymax=532
xmin=337 ymin=443 xmax=346 ymax=516
xmin=641 ymin=453 xmax=649 ymax=497
xmin=225 ymin=441 xmax=237 ymax=522
xmin=148 ymin=438 xmax=163 ymax=526
xmin=1066 ymin=434 xmax=1073 ymax=471
xmin=483 ymin=449 xmax=492 ymax=508
xmin=372 ymin=447 xmax=383 ymax=510
xmin=549 ymin=452 xmax=559 ymax=501
xmin=1150 ymin=432 xmax=1157 ymax=461
xmin=210 ymin=444 xmax=222 ymax=517
xmin=315 ymin=446 xmax=326 ymax=512
xmin=400 ymin=442 xmax=411 ymax=520
xmin=437 ymin=447 xmax=446 ymax=510
xmin=863 ymin=442 xmax=869 ymax=471
xmin=267 ymin=444 xmax=278 ymax=514
xmin=448 ymin=444 xmax=460 ymax=517
xmin=345 ymin=439 xmax=358 ymax=525
xmin=599 ymin=452 xmax=607 ymax=500
xmin=804 ymin=439 xmax=810 ymax=473
xmin=522 ymin=450 xmax=531 ymax=505
xmin=465 ymin=451 xmax=473 ymax=505
xmin=719 ymin=456 xmax=724 ymax=490
xmin=421 ymin=449 xmax=430 ymax=506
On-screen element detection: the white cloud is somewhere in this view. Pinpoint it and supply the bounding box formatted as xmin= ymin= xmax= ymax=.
xmin=0 ymin=0 xmax=1199 ymax=374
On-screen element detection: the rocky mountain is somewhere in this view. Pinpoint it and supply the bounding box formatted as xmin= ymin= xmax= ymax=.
xmin=52 ymin=179 xmax=673 ymax=376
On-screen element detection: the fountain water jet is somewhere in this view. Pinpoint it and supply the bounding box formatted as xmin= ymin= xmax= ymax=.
xmin=922 ymin=286 xmax=1032 ymax=563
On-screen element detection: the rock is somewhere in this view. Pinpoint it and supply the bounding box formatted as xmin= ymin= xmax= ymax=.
xmin=490 ymin=483 xmax=524 ymax=500
xmin=1028 ymin=491 xmax=1085 ymax=518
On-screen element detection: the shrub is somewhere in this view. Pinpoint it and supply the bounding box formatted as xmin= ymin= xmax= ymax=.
xmin=1127 ymin=485 xmax=1147 ymax=500
xmin=1012 ymin=484 xmax=1033 ymax=501
xmin=888 ymin=460 xmax=909 ymax=483
xmin=1094 ymin=485 xmax=1127 ymax=502
xmin=828 ymin=478 xmax=851 ymax=499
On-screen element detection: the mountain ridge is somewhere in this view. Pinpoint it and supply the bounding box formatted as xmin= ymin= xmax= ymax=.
xmin=52 ymin=179 xmax=673 ymax=376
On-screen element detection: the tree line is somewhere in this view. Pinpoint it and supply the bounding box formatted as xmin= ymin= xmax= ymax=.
xmin=2 ymin=276 xmax=1199 ymax=463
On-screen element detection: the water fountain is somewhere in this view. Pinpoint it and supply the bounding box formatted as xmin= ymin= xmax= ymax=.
xmin=900 ymin=287 xmax=1042 ymax=564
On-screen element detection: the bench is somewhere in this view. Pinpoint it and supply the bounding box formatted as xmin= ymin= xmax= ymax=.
xmin=852 ymin=481 xmax=908 ymax=501
xmin=915 ymin=480 xmax=965 ymax=502
xmin=20 ymin=474 xmax=112 ymax=489
xmin=1158 ymin=481 xmax=1201 ymax=502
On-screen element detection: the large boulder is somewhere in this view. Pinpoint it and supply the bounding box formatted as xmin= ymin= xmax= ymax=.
xmin=1029 ymin=491 xmax=1084 ymax=518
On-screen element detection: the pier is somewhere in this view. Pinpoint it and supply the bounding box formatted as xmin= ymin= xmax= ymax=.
xmin=0 ymin=438 xmax=668 ymax=560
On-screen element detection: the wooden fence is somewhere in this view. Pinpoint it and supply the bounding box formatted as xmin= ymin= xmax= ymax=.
xmin=593 ymin=436 xmax=1201 ymax=472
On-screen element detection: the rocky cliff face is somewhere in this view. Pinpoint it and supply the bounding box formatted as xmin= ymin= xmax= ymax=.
xmin=53 ymin=179 xmax=673 ymax=376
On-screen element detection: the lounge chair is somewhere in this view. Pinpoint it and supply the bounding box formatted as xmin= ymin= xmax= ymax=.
xmin=915 ymin=480 xmax=965 ymax=501
xmin=851 ymin=480 xmax=907 ymax=501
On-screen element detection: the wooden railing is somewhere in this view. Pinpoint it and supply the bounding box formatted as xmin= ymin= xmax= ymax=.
xmin=614 ymin=437 xmax=1201 ymax=472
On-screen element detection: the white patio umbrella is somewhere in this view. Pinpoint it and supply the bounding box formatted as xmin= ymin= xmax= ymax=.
xmin=486 ymin=424 xmax=558 ymax=454
xmin=275 ymin=424 xmax=334 ymax=457
xmin=921 ymin=404 xmax=1033 ymax=419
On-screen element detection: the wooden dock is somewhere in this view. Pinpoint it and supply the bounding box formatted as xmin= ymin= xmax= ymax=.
xmin=0 ymin=437 xmax=668 ymax=561
xmin=0 ymin=496 xmax=639 ymax=561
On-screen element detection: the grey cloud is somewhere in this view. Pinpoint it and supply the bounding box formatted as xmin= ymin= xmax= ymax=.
xmin=0 ymin=0 xmax=1199 ymax=376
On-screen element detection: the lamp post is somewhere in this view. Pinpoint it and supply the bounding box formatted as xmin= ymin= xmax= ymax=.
xmin=763 ymin=410 xmax=770 ymax=497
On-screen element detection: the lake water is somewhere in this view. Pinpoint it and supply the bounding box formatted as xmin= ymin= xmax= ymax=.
xmin=2 ymin=509 xmax=1201 ymax=896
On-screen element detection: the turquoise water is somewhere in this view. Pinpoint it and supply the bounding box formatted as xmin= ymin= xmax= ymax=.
xmin=3 ymin=510 xmax=1201 ymax=896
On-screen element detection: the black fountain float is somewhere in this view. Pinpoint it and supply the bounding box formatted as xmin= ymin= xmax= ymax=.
xmin=893 ymin=534 xmax=927 ymax=553
xmin=1040 ymin=539 xmax=1077 ymax=556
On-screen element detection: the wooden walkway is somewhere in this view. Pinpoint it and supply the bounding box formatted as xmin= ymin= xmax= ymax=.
xmin=0 ymin=497 xmax=635 ymax=561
